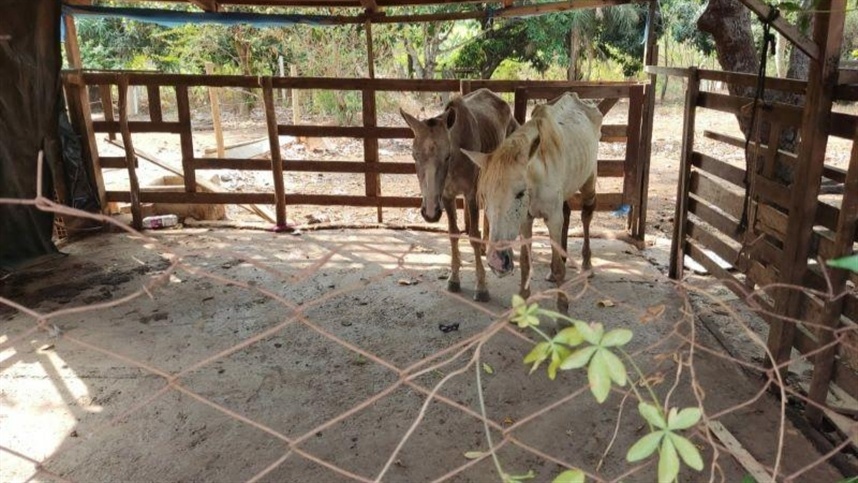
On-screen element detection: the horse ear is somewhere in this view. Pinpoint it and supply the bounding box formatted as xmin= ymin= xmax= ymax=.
xmin=461 ymin=149 xmax=488 ymax=170
xmin=528 ymin=134 xmax=541 ymax=160
xmin=440 ymin=107 xmax=456 ymax=129
xmin=400 ymin=108 xmax=425 ymax=135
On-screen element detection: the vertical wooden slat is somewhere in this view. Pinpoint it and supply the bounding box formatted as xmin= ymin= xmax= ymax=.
xmin=363 ymin=88 xmax=382 ymax=222
xmin=175 ymin=85 xmax=196 ymax=192
xmin=205 ymin=63 xmax=225 ymax=158
xmin=769 ymin=0 xmax=846 ymax=368
xmin=146 ymin=85 xmax=163 ymax=123
xmin=63 ymin=73 xmax=107 ymax=211
xmin=62 ymin=14 xmax=82 ymax=69
xmin=117 ymin=76 xmax=142 ymax=230
xmin=514 ymin=87 xmax=528 ymax=125
xmin=98 ymin=84 xmax=117 ymax=141
xmin=262 ymin=77 xmax=287 ymax=228
xmin=634 ymin=1 xmax=659 ymax=241
xmin=365 ymin=20 xmax=382 ymax=223
xmin=669 ymin=68 xmax=700 ymax=280
xmin=624 ymin=85 xmax=644 ymax=231
xmin=805 ymin=127 xmax=858 ymax=425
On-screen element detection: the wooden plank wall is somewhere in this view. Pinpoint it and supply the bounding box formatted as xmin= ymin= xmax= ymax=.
xmin=62 ymin=72 xmax=648 ymax=232
xmin=658 ymin=65 xmax=858 ymax=421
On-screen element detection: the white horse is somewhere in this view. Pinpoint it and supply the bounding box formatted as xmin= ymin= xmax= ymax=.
xmin=462 ymin=92 xmax=602 ymax=313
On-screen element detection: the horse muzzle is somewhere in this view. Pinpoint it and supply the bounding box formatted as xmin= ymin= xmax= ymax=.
xmin=420 ymin=205 xmax=442 ymax=223
xmin=487 ymin=248 xmax=515 ymax=277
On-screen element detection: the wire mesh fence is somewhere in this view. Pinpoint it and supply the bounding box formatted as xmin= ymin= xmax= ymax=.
xmin=1 ymin=154 xmax=856 ymax=482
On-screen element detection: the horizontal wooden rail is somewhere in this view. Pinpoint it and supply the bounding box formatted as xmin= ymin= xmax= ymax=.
xmin=697 ymin=92 xmax=803 ymax=125
xmin=645 ymin=66 xmax=807 ymax=94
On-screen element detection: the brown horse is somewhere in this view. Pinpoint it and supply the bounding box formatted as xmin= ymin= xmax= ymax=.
xmin=400 ymin=88 xmax=518 ymax=301
xmin=462 ymin=92 xmax=602 ymax=314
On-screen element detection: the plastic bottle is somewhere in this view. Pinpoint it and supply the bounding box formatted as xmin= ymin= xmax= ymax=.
xmin=141 ymin=214 xmax=178 ymax=229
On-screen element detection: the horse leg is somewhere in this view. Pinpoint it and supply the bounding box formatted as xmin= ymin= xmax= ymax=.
xmin=519 ymin=214 xmax=534 ymax=299
xmin=466 ymin=195 xmax=489 ymax=302
xmin=443 ymin=197 xmax=462 ymax=293
xmin=546 ymin=210 xmax=568 ymax=315
xmin=581 ymin=173 xmax=596 ymax=276
xmin=546 ymin=201 xmax=571 ymax=282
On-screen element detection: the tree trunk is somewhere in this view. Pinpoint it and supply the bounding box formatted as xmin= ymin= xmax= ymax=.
xmin=567 ymin=28 xmax=580 ymax=81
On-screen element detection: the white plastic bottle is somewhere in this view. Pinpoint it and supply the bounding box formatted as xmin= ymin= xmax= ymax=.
xmin=141 ymin=214 xmax=178 ymax=229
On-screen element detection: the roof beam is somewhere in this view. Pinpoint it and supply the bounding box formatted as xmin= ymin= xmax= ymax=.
xmin=736 ymin=0 xmax=819 ymax=60
xmin=190 ymin=0 xmax=220 ymax=11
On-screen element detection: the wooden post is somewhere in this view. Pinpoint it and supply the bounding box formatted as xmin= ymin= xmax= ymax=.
xmin=278 ymin=55 xmax=286 ymax=105
xmin=175 ymin=85 xmax=197 ymax=192
xmin=768 ymin=0 xmax=846 ymax=368
xmin=62 ymin=14 xmax=82 ymax=69
xmin=263 ymin=77 xmax=288 ymax=228
xmin=633 ymin=0 xmax=659 ymax=241
xmin=99 ymin=84 xmax=117 ymax=141
xmin=805 ymin=127 xmax=858 ymax=425
xmin=205 ymin=62 xmax=225 ymax=158
xmin=146 ymin=85 xmax=163 ymax=123
xmin=365 ymin=20 xmax=382 ymax=222
xmin=290 ymin=64 xmax=300 ymax=126
xmin=513 ymin=87 xmax=528 ymax=125
xmin=669 ymin=67 xmax=699 ymax=280
xmin=117 ymin=76 xmax=142 ymax=230
xmin=624 ymin=86 xmax=644 ymax=233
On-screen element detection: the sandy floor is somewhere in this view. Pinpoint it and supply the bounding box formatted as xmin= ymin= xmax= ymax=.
xmin=0 ymin=228 xmax=845 ymax=482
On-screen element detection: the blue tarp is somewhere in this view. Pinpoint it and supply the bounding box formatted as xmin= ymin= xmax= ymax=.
xmin=62 ymin=4 xmax=342 ymax=28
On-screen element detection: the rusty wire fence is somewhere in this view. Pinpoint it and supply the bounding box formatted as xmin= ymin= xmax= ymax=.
xmin=1 ymin=154 xmax=856 ymax=483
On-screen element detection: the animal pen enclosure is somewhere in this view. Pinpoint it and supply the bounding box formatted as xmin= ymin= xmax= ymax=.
xmin=61 ymin=73 xmax=651 ymax=237
xmin=4 ymin=0 xmax=858 ymax=481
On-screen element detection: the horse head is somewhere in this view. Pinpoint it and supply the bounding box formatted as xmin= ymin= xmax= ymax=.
xmin=400 ymin=107 xmax=458 ymax=223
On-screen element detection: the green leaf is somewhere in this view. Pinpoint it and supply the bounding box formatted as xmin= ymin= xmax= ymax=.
xmin=524 ymin=342 xmax=551 ymax=373
xmin=740 ymin=475 xmax=758 ymax=483
xmin=658 ymin=435 xmax=680 ymax=483
xmin=574 ymin=321 xmax=603 ymax=345
xmin=667 ymin=407 xmax=702 ymax=431
xmin=559 ymin=346 xmax=597 ymax=370
xmin=548 ymin=345 xmax=572 ymax=380
xmin=669 ymin=433 xmax=704 ymax=471
xmin=503 ymin=470 xmax=536 ymax=482
xmin=552 ymin=469 xmax=586 ymax=483
xmin=638 ymin=402 xmax=667 ymax=429
xmin=554 ymin=326 xmax=584 ymax=347
xmin=827 ymin=254 xmax=858 ymax=273
xmin=601 ymin=328 xmax=633 ymax=347
xmin=464 ymin=451 xmax=486 ymax=459
xmin=512 ymin=294 xmax=526 ymax=308
xmin=588 ymin=351 xmax=612 ymax=403
xmin=482 ymin=362 xmax=494 ymax=375
xmin=599 ymin=349 xmax=626 ymax=386
xmin=626 ymin=430 xmax=663 ymax=462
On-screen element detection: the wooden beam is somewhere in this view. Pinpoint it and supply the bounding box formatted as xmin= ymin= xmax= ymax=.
xmin=189 ymin=0 xmax=219 ymax=12
xmin=117 ymin=76 xmax=143 ymax=230
xmin=634 ymin=0 xmax=658 ymax=241
xmin=769 ymin=0 xmax=846 ymax=368
xmin=736 ymin=0 xmax=819 ymax=60
xmin=262 ymin=77 xmax=288 ymax=229
xmin=670 ymin=68 xmax=700 ymax=279
xmin=62 ymin=14 xmax=82 ymax=69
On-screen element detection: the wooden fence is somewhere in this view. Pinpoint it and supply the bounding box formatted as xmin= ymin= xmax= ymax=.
xmin=61 ymin=71 xmax=651 ymax=237
xmin=655 ymin=65 xmax=858 ymax=424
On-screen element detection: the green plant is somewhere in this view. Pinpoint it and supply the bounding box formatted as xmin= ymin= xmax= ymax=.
xmin=827 ymin=254 xmax=858 ymax=273
xmin=509 ymin=295 xmax=704 ymax=483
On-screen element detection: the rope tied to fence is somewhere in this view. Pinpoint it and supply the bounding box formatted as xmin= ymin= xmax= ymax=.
xmin=739 ymin=6 xmax=780 ymax=235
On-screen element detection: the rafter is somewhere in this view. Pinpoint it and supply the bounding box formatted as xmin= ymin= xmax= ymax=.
xmin=736 ymin=0 xmax=819 ymax=60
xmin=190 ymin=0 xmax=219 ymax=12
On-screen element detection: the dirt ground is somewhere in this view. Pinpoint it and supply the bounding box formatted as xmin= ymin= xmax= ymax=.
xmin=2 ymin=96 xmax=855 ymax=481
xmin=0 ymin=227 xmax=848 ymax=482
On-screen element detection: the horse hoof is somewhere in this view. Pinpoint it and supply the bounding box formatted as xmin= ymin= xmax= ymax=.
xmin=447 ymin=280 xmax=461 ymax=293
xmin=518 ymin=289 xmax=531 ymax=299
xmin=474 ymin=291 xmax=490 ymax=302
xmin=545 ymin=272 xmax=556 ymax=283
